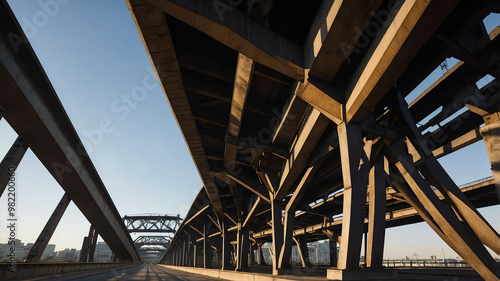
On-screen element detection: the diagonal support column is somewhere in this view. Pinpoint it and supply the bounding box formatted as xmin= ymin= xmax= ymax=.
xmin=0 ymin=137 xmax=28 ymax=197
xmin=393 ymin=91 xmax=500 ymax=255
xmin=386 ymin=141 xmax=500 ymax=280
xmin=26 ymin=193 xmax=71 ymax=262
xmin=278 ymin=163 xmax=323 ymax=272
xmin=293 ymin=237 xmax=311 ymax=268
xmin=337 ymin=122 xmax=369 ymax=270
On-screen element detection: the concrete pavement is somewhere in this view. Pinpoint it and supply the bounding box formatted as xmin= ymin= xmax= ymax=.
xmin=15 ymin=265 xmax=223 ymax=281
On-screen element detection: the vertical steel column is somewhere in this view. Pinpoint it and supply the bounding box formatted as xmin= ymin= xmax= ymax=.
xmin=26 ymin=193 xmax=71 ymax=262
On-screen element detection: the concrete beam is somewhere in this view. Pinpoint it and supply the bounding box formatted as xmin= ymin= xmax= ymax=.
xmin=304 ymin=0 xmax=383 ymax=81
xmin=224 ymin=53 xmax=254 ymax=221
xmin=272 ymin=92 xmax=308 ymax=146
xmin=345 ymin=0 xmax=459 ymax=123
xmin=296 ymin=79 xmax=343 ymax=125
xmin=127 ymin=1 xmax=224 ymax=219
xmin=432 ymin=128 xmax=482 ymax=159
xmin=142 ymin=0 xmax=304 ymax=80
xmin=224 ymin=172 xmax=270 ymax=203
xmin=276 ymin=109 xmax=329 ymax=200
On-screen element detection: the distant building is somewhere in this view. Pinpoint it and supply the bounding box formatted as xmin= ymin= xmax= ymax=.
xmin=0 ymin=240 xmax=30 ymax=261
xmin=41 ymin=244 xmax=56 ymax=260
xmin=55 ymin=248 xmax=78 ymax=261
xmin=95 ymin=242 xmax=112 ymax=262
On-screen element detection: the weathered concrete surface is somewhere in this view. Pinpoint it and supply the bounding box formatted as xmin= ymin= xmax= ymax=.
xmin=159 ymin=265 xmax=327 ymax=281
xmin=0 ymin=262 xmax=134 ymax=280
xmin=481 ymin=120 xmax=500 ymax=201
xmin=327 ymin=268 xmax=396 ymax=280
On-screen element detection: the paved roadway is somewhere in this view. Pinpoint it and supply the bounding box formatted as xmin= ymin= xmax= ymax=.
xmin=16 ymin=265 xmax=222 ymax=281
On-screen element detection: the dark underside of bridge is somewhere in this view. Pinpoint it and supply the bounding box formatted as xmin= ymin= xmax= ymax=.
xmin=127 ymin=0 xmax=500 ymax=280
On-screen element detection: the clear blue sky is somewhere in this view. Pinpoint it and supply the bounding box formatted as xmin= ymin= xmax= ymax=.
xmin=0 ymin=0 xmax=498 ymax=260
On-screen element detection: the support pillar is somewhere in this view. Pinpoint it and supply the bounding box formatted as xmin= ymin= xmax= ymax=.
xmin=277 ymin=210 xmax=295 ymax=273
xmin=26 ymin=193 xmax=71 ymax=262
xmin=329 ymin=234 xmax=339 ymax=268
xmin=257 ymin=243 xmax=265 ymax=265
xmin=221 ymin=221 xmax=232 ymax=270
xmin=366 ymin=156 xmax=386 ymax=268
xmin=249 ymin=243 xmax=254 ymax=266
xmin=336 ymin=122 xmax=369 ymax=270
xmin=480 ymin=115 xmax=500 ymax=202
xmin=203 ymin=224 xmax=212 ymax=268
xmin=193 ymin=243 xmax=197 ymax=267
xmin=79 ymin=225 xmax=98 ymax=262
xmin=182 ymin=239 xmax=187 ymax=266
xmin=271 ymin=200 xmax=283 ymax=275
xmin=236 ymin=225 xmax=250 ymax=270
xmin=88 ymin=226 xmax=98 ymax=262
xmin=0 ymin=137 xmax=27 ymax=197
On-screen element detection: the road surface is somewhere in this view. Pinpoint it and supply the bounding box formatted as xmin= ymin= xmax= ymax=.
xmin=16 ymin=264 xmax=223 ymax=281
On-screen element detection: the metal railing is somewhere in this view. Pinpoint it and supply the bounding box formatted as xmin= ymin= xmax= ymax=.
xmin=382 ymin=259 xmax=470 ymax=268
xmin=457 ymin=176 xmax=494 ymax=189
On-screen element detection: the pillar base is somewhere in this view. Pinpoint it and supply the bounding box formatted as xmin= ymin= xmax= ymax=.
xmin=273 ymin=268 xmax=293 ymax=275
xmin=327 ymin=268 xmax=396 ymax=280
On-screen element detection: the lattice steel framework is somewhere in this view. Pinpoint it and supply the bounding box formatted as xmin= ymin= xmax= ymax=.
xmin=123 ymin=214 xmax=182 ymax=233
xmin=133 ymin=236 xmax=171 ymax=248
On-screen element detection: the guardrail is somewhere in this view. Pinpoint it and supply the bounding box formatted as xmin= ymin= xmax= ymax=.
xmin=457 ymin=176 xmax=494 ymax=189
xmin=382 ymin=260 xmax=470 ymax=268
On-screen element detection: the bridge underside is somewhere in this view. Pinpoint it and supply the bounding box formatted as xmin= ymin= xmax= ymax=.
xmin=128 ymin=0 xmax=500 ymax=280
